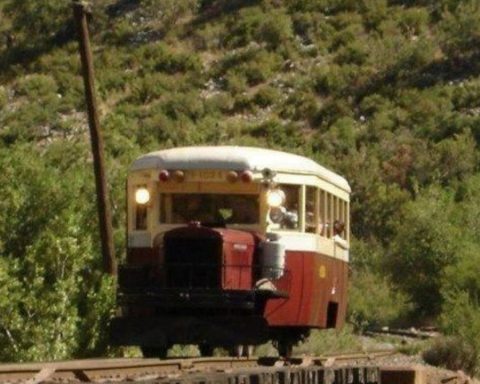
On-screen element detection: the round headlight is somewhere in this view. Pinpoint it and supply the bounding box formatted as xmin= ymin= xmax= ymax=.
xmin=135 ymin=187 xmax=150 ymax=204
xmin=269 ymin=207 xmax=285 ymax=223
xmin=266 ymin=189 xmax=285 ymax=207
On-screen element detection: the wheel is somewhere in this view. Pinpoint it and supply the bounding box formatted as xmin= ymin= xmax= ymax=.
xmin=141 ymin=346 xmax=168 ymax=358
xmin=199 ymin=343 xmax=214 ymax=357
xmin=229 ymin=344 xmax=244 ymax=358
xmin=276 ymin=340 xmax=293 ymax=358
xmin=244 ymin=345 xmax=254 ymax=358
xmin=277 ymin=341 xmax=293 ymax=358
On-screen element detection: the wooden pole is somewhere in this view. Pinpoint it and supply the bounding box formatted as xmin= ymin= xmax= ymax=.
xmin=73 ymin=1 xmax=117 ymax=276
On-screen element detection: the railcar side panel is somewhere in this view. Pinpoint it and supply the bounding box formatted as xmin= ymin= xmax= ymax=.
xmin=265 ymin=251 xmax=347 ymax=329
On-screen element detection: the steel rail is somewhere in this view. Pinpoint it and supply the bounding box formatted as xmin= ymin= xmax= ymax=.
xmin=0 ymin=350 xmax=395 ymax=383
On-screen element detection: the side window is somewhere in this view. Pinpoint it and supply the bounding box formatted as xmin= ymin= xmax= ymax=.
xmin=159 ymin=194 xmax=167 ymax=223
xmin=320 ymin=189 xmax=326 ymax=237
xmin=326 ymin=193 xmax=333 ymax=238
xmin=333 ymin=198 xmax=347 ymax=240
xmin=305 ymin=186 xmax=318 ymax=233
xmin=279 ymin=184 xmax=300 ymax=231
xmin=135 ymin=205 xmax=147 ymax=230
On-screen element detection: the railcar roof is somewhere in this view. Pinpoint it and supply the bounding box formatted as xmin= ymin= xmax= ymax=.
xmin=130 ymin=146 xmax=350 ymax=192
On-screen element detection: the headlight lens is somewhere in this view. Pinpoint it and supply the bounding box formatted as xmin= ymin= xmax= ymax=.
xmin=135 ymin=187 xmax=150 ymax=204
xmin=266 ymin=189 xmax=285 ymax=207
xmin=269 ymin=207 xmax=285 ymax=223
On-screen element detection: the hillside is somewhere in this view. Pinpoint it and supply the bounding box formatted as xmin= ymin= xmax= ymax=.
xmin=1 ymin=0 xmax=480 ymax=371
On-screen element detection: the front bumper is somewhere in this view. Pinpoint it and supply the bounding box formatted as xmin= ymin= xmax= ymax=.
xmin=118 ymin=288 xmax=259 ymax=310
xmin=110 ymin=314 xmax=269 ymax=346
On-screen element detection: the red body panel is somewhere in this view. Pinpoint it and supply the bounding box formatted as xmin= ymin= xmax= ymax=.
xmin=128 ymin=228 xmax=256 ymax=291
xmin=125 ymin=228 xmax=348 ymax=331
xmin=221 ymin=231 xmax=255 ymax=290
xmin=265 ymin=250 xmax=348 ymax=329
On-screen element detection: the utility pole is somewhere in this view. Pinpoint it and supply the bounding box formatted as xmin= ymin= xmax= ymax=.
xmin=73 ymin=1 xmax=117 ymax=276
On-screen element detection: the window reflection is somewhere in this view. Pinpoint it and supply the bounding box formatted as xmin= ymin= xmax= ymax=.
xmin=162 ymin=193 xmax=259 ymax=225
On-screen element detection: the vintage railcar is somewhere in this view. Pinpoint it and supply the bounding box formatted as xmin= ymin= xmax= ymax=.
xmin=110 ymin=146 xmax=351 ymax=357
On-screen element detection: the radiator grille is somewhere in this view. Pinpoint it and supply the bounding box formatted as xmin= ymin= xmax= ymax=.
xmin=164 ymin=236 xmax=222 ymax=288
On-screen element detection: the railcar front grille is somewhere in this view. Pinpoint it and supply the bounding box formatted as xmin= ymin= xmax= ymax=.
xmin=164 ymin=236 xmax=222 ymax=289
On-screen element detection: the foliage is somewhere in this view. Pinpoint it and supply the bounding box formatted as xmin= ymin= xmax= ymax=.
xmin=1 ymin=0 xmax=480 ymax=362
xmin=386 ymin=187 xmax=461 ymax=318
xmin=348 ymin=270 xmax=412 ymax=330
xmin=423 ymin=335 xmax=477 ymax=375
xmin=3 ymin=0 xmax=71 ymax=39
xmin=141 ymin=0 xmax=199 ymax=31
xmin=0 ymin=144 xmax=116 ymax=361
xmin=294 ymin=326 xmax=363 ymax=355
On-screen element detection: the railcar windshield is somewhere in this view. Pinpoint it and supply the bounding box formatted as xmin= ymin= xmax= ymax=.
xmin=161 ymin=193 xmax=259 ymax=225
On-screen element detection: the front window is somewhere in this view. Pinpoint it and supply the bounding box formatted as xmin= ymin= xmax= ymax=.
xmin=161 ymin=193 xmax=259 ymax=225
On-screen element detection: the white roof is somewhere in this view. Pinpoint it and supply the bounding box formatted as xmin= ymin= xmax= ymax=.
xmin=130 ymin=146 xmax=350 ymax=192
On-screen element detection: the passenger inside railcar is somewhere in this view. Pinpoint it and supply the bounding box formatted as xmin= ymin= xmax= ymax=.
xmin=173 ymin=194 xmax=215 ymax=223
xmin=169 ymin=194 xmax=259 ymax=225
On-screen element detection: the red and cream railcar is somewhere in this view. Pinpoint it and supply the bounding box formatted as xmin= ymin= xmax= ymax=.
xmin=111 ymin=146 xmax=350 ymax=357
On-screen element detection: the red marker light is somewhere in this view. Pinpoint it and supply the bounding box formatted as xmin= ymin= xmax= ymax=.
xmin=240 ymin=170 xmax=253 ymax=183
xmin=159 ymin=170 xmax=170 ymax=182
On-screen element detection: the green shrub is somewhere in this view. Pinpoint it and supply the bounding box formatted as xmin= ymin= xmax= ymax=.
xmin=295 ymin=326 xmax=363 ymax=355
xmin=224 ymin=72 xmax=248 ymax=94
xmin=253 ymin=85 xmax=280 ymax=107
xmin=204 ymin=93 xmax=234 ymax=114
xmin=132 ymin=43 xmax=202 ymax=75
xmin=0 ymin=86 xmax=8 ymax=110
xmin=423 ymin=336 xmax=476 ymax=375
xmin=233 ymin=93 xmax=255 ymax=113
xmin=224 ymin=7 xmax=293 ymax=50
xmin=386 ymin=187 xmax=461 ymax=318
xmin=3 ymin=0 xmax=70 ymax=41
xmin=396 ymin=7 xmax=430 ymax=36
xmin=15 ymin=74 xmax=57 ymax=98
xmin=162 ymin=91 xmax=205 ymax=120
xmin=216 ymin=44 xmax=263 ymax=74
xmin=312 ymin=65 xmax=349 ymax=95
xmin=104 ymin=19 xmax=138 ymax=45
xmin=348 ymin=270 xmax=412 ymax=330
xmin=248 ymin=119 xmax=304 ymax=148
xmin=141 ymin=0 xmax=199 ymax=30
xmin=129 ymin=74 xmax=177 ymax=104
xmin=256 ymin=11 xmax=293 ymax=49
xmin=330 ymin=22 xmax=365 ymax=50
xmin=335 ymin=40 xmax=369 ymax=65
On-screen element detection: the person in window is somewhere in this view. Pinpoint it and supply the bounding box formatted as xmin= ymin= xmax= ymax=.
xmin=175 ymin=195 xmax=215 ymax=223
xmin=333 ymin=220 xmax=345 ymax=238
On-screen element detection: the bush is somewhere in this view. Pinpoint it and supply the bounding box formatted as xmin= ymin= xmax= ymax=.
xmin=0 ymin=144 xmax=115 ymax=361
xmin=385 ymin=184 xmax=469 ymax=319
xmin=256 ymin=11 xmax=293 ymax=49
xmin=3 ymin=0 xmax=71 ymax=43
xmin=423 ymin=336 xmax=476 ymax=375
xmin=248 ymin=119 xmax=305 ymax=148
xmin=295 ymin=326 xmax=363 ymax=355
xmin=15 ymin=74 xmax=58 ymax=98
xmin=133 ymin=43 xmax=202 ymax=75
xmin=253 ymin=85 xmax=280 ymax=107
xmin=348 ymin=270 xmax=412 ymax=330
xmin=224 ymin=72 xmax=248 ymax=94
xmin=280 ymin=89 xmax=318 ymax=122
xmin=0 ymin=86 xmax=8 ymax=110
xmin=396 ymin=7 xmax=430 ymax=36
xmin=141 ymin=0 xmax=199 ymax=30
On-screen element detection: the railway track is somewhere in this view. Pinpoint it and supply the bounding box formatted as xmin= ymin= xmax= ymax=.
xmin=0 ymin=349 xmax=420 ymax=384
